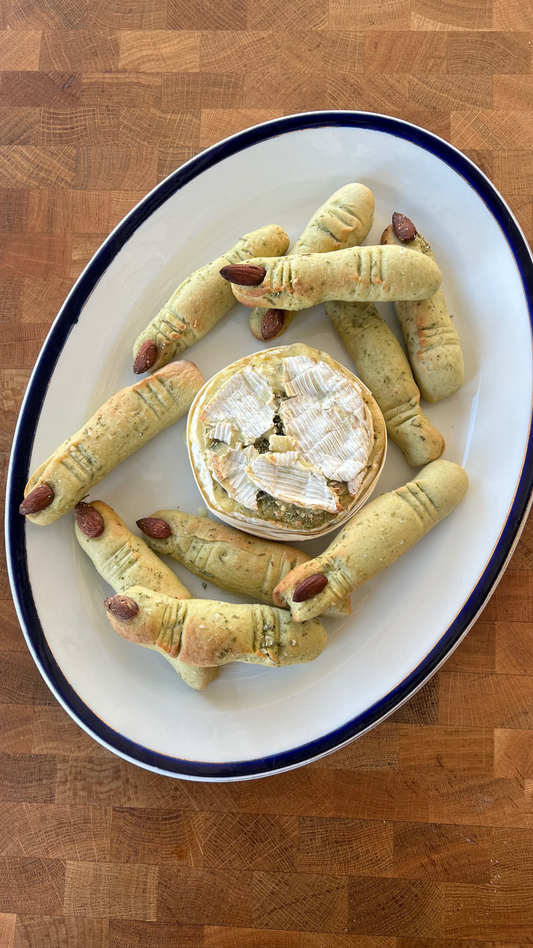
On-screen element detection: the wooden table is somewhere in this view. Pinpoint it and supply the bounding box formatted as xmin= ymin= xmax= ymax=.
xmin=2 ymin=1 xmax=533 ymax=944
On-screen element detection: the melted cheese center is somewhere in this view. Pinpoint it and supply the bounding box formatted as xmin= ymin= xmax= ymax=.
xmin=200 ymin=355 xmax=373 ymax=513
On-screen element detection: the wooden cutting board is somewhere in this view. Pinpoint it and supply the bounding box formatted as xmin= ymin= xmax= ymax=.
xmin=1 ymin=0 xmax=533 ymax=944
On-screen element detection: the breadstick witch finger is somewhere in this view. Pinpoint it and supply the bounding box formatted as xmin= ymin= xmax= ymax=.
xmin=326 ymin=301 xmax=445 ymax=466
xmin=137 ymin=509 xmax=351 ymax=618
xmin=381 ymin=213 xmax=464 ymax=403
xmin=75 ymin=501 xmax=218 ymax=691
xmin=21 ymin=360 xmax=203 ymax=526
xmin=220 ymin=244 xmax=442 ymax=311
xmin=132 ymin=225 xmax=289 ymax=373
xmin=104 ymin=586 xmax=327 ymax=667
xmin=249 ymin=184 xmax=375 ymax=342
xmin=273 ymin=459 xmax=468 ymax=622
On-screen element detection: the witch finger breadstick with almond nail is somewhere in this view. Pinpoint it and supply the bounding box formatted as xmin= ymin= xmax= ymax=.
xmin=75 ymin=501 xmax=218 ymax=690
xmin=104 ymin=586 xmax=327 ymax=667
xmin=273 ymin=459 xmax=468 ymax=622
xmin=381 ymin=213 xmax=464 ymax=403
xmin=220 ymin=244 xmax=442 ymax=310
xmin=326 ymin=301 xmax=445 ymax=466
xmin=20 ymin=360 xmax=203 ymax=526
xmin=132 ymin=225 xmax=289 ymax=373
xmin=136 ymin=509 xmax=351 ymax=618
xmin=249 ymin=184 xmax=375 ymax=342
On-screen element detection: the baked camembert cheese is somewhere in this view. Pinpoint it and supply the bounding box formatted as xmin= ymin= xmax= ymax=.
xmin=187 ymin=344 xmax=387 ymax=540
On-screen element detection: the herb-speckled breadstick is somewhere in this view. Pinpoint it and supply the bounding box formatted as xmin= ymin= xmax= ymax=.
xmin=326 ymin=301 xmax=445 ymax=466
xmin=21 ymin=361 xmax=203 ymax=526
xmin=249 ymin=184 xmax=375 ymax=342
xmin=132 ymin=225 xmax=289 ymax=373
xmin=104 ymin=585 xmax=327 ymax=667
xmin=381 ymin=216 xmax=464 ymax=403
xmin=221 ymin=244 xmax=442 ymax=310
xmin=75 ymin=501 xmax=218 ymax=691
xmin=137 ymin=509 xmax=351 ymax=617
xmin=273 ymin=460 xmax=468 ymax=622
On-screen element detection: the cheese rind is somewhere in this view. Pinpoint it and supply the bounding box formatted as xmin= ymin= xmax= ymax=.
xmin=280 ymin=356 xmax=373 ymax=490
xmin=247 ymin=454 xmax=341 ymax=513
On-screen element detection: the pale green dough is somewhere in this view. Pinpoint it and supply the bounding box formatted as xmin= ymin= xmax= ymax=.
xmin=274 ymin=459 xmax=468 ymax=622
xmin=133 ymin=224 xmax=289 ymax=369
xmin=249 ymin=183 xmax=375 ymax=341
xmin=75 ymin=501 xmax=218 ymax=691
xmin=24 ymin=361 xmax=203 ymax=526
xmin=231 ymin=244 xmax=442 ymax=311
xmin=327 ymin=300 xmax=445 ymax=466
xmin=143 ymin=508 xmax=351 ymax=617
xmin=381 ymin=224 xmax=464 ymax=403
xmin=105 ymin=586 xmax=327 ymax=668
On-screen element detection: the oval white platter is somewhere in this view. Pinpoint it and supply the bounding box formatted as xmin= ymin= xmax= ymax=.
xmin=6 ymin=112 xmax=533 ymax=781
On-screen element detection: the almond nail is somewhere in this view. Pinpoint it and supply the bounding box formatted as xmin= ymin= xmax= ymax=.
xmin=137 ymin=517 xmax=172 ymax=539
xmin=133 ymin=340 xmax=158 ymax=374
xmin=261 ymin=308 xmax=285 ymax=340
xmin=293 ymin=573 xmax=329 ymax=602
xmin=219 ymin=264 xmax=266 ymax=286
xmin=19 ymin=485 xmax=54 ymax=516
xmin=392 ymin=212 xmax=417 ymax=243
xmin=104 ymin=594 xmax=139 ymax=620
xmin=75 ymin=502 xmax=105 ymax=538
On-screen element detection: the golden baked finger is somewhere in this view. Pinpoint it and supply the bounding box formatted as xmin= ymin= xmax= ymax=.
xmin=249 ymin=184 xmax=375 ymax=342
xmin=104 ymin=585 xmax=327 ymax=667
xmin=133 ymin=225 xmax=290 ymax=373
xmin=137 ymin=509 xmax=351 ymax=617
xmin=21 ymin=361 xmax=204 ymax=526
xmin=381 ymin=215 xmax=464 ymax=403
xmin=273 ymin=459 xmax=468 ymax=622
xmin=221 ymin=244 xmax=442 ymax=311
xmin=326 ymin=301 xmax=445 ymax=466
xmin=74 ymin=501 xmax=218 ymax=690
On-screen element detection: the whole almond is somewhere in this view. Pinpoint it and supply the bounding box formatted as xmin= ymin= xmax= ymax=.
xmin=19 ymin=485 xmax=54 ymax=516
xmin=104 ymin=595 xmax=139 ymax=621
xmin=261 ymin=308 xmax=285 ymax=340
xmin=75 ymin=502 xmax=105 ymax=538
xmin=137 ymin=516 xmax=172 ymax=539
xmin=392 ymin=212 xmax=417 ymax=243
xmin=292 ymin=573 xmax=329 ymax=602
xmin=219 ymin=264 xmax=266 ymax=286
xmin=133 ymin=339 xmax=158 ymax=375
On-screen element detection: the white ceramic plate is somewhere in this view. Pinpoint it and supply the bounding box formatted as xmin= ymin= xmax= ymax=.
xmin=6 ymin=112 xmax=533 ymax=781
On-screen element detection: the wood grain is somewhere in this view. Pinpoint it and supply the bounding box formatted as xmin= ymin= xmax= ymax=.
xmin=63 ymin=861 xmax=158 ymax=920
xmin=2 ymin=3 xmax=533 ymax=944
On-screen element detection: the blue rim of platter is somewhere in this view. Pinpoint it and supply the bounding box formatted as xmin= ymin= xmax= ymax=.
xmin=6 ymin=110 xmax=533 ymax=781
